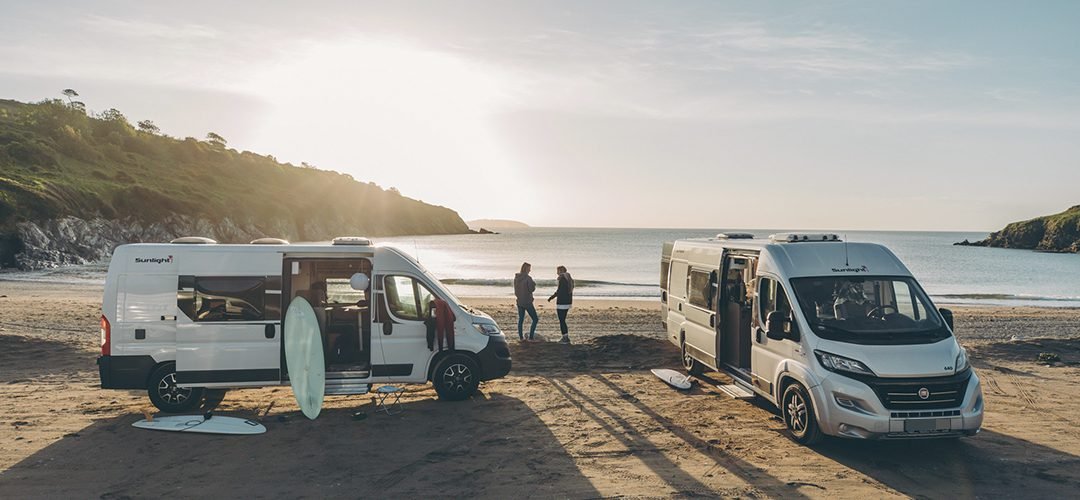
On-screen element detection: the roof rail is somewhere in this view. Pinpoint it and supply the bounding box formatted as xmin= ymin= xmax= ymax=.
xmin=769 ymin=233 xmax=841 ymax=243
xmin=170 ymin=236 xmax=217 ymax=244
xmin=332 ymin=236 xmax=372 ymax=246
xmin=250 ymin=238 xmax=289 ymax=245
xmin=716 ymin=233 xmax=754 ymax=240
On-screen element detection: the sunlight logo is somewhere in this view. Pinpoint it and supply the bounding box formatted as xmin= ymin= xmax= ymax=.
xmin=135 ymin=255 xmax=173 ymax=264
xmin=831 ymin=265 xmax=869 ymax=273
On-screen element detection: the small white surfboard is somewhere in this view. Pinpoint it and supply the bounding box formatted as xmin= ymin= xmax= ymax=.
xmin=651 ymin=368 xmax=692 ymax=390
xmin=284 ymin=296 xmax=326 ymax=420
xmin=132 ymin=415 xmax=266 ymax=435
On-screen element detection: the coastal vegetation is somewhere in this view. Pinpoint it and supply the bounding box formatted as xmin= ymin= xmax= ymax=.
xmin=957 ymin=205 xmax=1080 ymax=253
xmin=0 ymin=97 xmax=470 ymax=268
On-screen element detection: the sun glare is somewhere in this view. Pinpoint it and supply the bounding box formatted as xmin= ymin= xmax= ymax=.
xmin=240 ymin=38 xmax=532 ymax=219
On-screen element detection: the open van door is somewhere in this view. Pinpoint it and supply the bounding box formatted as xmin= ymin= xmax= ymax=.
xmin=175 ymin=275 xmax=283 ymax=387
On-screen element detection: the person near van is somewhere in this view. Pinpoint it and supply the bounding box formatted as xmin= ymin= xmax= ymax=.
xmin=514 ymin=262 xmax=539 ymax=341
xmin=547 ymin=265 xmax=574 ymax=344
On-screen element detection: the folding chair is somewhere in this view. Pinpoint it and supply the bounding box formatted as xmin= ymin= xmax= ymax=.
xmin=374 ymin=385 xmax=404 ymax=415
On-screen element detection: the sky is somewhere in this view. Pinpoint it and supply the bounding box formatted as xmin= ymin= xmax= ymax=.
xmin=2 ymin=1 xmax=1078 ymax=231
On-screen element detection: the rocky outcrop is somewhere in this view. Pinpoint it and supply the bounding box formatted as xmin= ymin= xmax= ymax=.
xmin=956 ymin=205 xmax=1080 ymax=253
xmin=10 ymin=215 xmax=465 ymax=270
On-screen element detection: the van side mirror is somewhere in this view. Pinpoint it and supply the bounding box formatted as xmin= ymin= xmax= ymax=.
xmin=350 ymin=273 xmax=370 ymax=291
xmin=939 ymin=308 xmax=954 ymax=331
xmin=765 ymin=311 xmax=788 ymax=340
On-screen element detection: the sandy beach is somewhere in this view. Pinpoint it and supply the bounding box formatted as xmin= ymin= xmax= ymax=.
xmin=1 ymin=279 xmax=1079 ymax=498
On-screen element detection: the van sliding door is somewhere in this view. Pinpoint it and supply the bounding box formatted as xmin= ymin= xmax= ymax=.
xmin=175 ymin=275 xmax=282 ymax=387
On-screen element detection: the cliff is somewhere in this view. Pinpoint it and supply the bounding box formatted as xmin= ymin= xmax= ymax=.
xmin=956 ymin=205 xmax=1080 ymax=253
xmin=0 ymin=98 xmax=470 ymax=269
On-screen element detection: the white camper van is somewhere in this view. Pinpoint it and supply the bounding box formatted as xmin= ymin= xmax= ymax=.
xmin=97 ymin=237 xmax=511 ymax=412
xmin=661 ymin=233 xmax=983 ymax=443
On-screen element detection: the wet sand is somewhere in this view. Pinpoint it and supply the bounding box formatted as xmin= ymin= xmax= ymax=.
xmin=1 ymin=280 xmax=1079 ymax=498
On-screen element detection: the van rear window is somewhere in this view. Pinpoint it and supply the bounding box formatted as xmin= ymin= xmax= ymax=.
xmin=178 ymin=276 xmax=279 ymax=322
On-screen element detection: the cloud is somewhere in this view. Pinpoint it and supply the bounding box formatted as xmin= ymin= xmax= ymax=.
xmin=81 ymin=15 xmax=219 ymax=40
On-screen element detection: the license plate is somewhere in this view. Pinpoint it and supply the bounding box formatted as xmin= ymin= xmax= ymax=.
xmin=904 ymin=418 xmax=952 ymax=433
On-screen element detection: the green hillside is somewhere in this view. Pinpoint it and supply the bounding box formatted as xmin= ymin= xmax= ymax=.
xmin=0 ymin=98 xmax=470 ymax=267
xmin=957 ymin=205 xmax=1080 ymax=253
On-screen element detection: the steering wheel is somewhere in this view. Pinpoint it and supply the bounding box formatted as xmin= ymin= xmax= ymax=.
xmin=866 ymin=304 xmax=899 ymax=319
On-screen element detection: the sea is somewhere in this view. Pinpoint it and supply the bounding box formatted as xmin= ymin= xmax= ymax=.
xmin=3 ymin=228 xmax=1079 ymax=308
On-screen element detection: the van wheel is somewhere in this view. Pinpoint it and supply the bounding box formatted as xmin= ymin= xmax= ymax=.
xmin=782 ymin=383 xmax=823 ymax=445
xmin=432 ymin=354 xmax=480 ymax=401
xmin=148 ymin=363 xmax=204 ymax=413
xmin=681 ymin=341 xmax=704 ymax=376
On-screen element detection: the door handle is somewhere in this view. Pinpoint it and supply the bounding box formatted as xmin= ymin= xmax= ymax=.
xmin=678 ymin=303 xmax=682 ymax=312
xmin=383 ymin=321 xmax=393 ymax=335
xmin=755 ymin=328 xmax=764 ymax=343
xmin=265 ymin=324 xmax=276 ymax=339
xmin=709 ymin=314 xmax=715 ymax=328
xmin=160 ymin=315 xmax=176 ymax=321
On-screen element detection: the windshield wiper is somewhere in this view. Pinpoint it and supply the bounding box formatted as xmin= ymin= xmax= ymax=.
xmin=812 ymin=323 xmax=857 ymax=337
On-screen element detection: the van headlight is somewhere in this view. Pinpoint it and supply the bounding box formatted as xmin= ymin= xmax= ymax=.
xmin=815 ymin=350 xmax=875 ymax=376
xmin=955 ymin=348 xmax=969 ymax=373
xmin=472 ymin=322 xmax=502 ymax=335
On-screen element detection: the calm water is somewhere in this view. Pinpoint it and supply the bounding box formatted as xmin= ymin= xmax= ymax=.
xmin=4 ymin=228 xmax=1079 ymax=307
xmin=381 ymin=228 xmax=1080 ymax=307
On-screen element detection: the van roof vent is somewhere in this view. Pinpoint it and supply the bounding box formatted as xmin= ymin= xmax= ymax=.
xmin=769 ymin=233 xmax=841 ymax=243
xmin=170 ymin=236 xmax=217 ymax=244
xmin=332 ymin=236 xmax=372 ymax=246
xmin=716 ymin=233 xmax=754 ymax=240
xmin=250 ymin=238 xmax=289 ymax=245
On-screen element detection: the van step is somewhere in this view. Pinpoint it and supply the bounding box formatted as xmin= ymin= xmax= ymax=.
xmin=717 ymin=384 xmax=755 ymax=400
xmin=325 ymin=381 xmax=371 ymax=395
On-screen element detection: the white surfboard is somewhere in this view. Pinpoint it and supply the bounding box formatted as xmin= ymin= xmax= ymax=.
xmin=132 ymin=415 xmax=266 ymax=435
xmin=284 ymin=296 xmax=326 ymax=420
xmin=651 ymin=368 xmax=692 ymax=390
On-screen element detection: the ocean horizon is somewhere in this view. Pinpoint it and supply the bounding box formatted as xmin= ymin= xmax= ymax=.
xmin=6 ymin=227 xmax=1077 ymax=308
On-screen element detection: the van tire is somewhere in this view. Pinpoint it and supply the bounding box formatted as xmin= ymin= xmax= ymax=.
xmin=781 ymin=382 xmax=823 ymax=445
xmin=681 ymin=340 xmax=704 ymax=376
xmin=147 ymin=363 xmax=204 ymax=413
xmin=432 ymin=354 xmax=480 ymax=401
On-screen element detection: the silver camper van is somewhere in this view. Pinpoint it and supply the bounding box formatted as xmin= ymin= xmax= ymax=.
xmin=98 ymin=237 xmax=512 ymax=412
xmin=661 ymin=233 xmax=983 ymax=443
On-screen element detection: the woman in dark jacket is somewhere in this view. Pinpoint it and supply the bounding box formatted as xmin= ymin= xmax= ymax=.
xmin=547 ymin=265 xmax=574 ymax=344
xmin=514 ymin=262 xmax=538 ymax=341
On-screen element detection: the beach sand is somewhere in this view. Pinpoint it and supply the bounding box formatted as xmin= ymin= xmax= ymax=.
xmin=1 ymin=280 xmax=1079 ymax=497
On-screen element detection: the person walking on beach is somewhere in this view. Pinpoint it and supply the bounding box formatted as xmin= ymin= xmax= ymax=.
xmin=514 ymin=262 xmax=539 ymax=341
xmin=547 ymin=265 xmax=574 ymax=344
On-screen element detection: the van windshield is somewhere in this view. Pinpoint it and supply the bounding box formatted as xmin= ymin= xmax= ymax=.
xmin=790 ymin=276 xmax=948 ymax=344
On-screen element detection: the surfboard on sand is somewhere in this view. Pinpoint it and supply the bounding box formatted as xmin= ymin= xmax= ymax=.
xmin=651 ymin=368 xmax=692 ymax=390
xmin=132 ymin=415 xmax=266 ymax=435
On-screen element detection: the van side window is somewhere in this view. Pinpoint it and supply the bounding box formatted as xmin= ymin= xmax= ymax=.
xmin=757 ymin=277 xmax=793 ymax=327
xmin=178 ymin=276 xmax=269 ymax=322
xmin=688 ymin=269 xmax=715 ymax=309
xmin=384 ymin=275 xmax=436 ymax=321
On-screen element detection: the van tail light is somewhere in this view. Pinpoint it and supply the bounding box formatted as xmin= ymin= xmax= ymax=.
xmin=100 ymin=315 xmax=111 ymax=356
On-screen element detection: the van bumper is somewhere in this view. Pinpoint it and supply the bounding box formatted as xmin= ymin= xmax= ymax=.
xmin=97 ymin=355 xmax=156 ymax=390
xmin=810 ymin=370 xmax=984 ymax=440
xmin=477 ymin=335 xmax=512 ymax=381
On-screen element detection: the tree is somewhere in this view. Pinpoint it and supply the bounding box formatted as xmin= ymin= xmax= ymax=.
xmin=100 ymin=108 xmax=127 ymax=122
xmin=61 ymin=89 xmax=79 ymax=105
xmin=137 ymin=120 xmax=160 ymax=135
xmin=205 ymin=132 xmax=226 ymax=147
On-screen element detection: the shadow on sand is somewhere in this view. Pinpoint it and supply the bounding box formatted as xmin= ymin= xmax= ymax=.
xmin=0 ymin=392 xmax=600 ymax=498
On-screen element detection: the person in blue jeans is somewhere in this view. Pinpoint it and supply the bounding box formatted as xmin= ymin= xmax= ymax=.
xmin=514 ymin=262 xmax=539 ymax=341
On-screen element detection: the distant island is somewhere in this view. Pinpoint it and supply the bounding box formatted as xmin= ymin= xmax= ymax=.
xmin=0 ymin=97 xmax=471 ymax=269
xmin=467 ymin=219 xmax=530 ymax=231
xmin=956 ymin=205 xmax=1080 ymax=253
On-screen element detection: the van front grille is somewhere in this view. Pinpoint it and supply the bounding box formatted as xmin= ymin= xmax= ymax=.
xmin=859 ymin=370 xmax=971 ymax=411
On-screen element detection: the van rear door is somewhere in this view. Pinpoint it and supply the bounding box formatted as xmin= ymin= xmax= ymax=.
xmin=175 ymin=275 xmax=282 ymax=387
